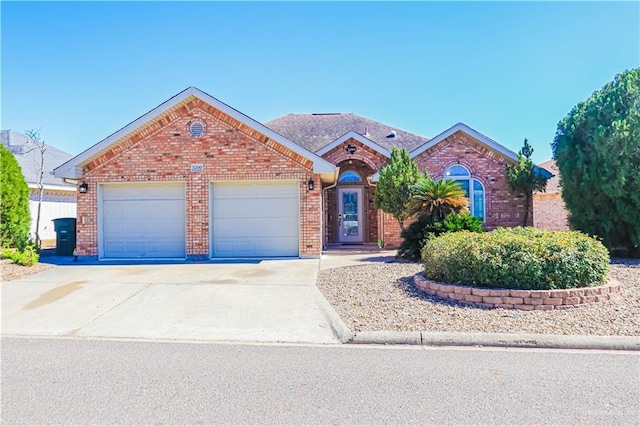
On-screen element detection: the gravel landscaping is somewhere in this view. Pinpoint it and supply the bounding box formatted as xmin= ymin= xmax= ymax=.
xmin=0 ymin=259 xmax=54 ymax=282
xmin=317 ymin=258 xmax=640 ymax=336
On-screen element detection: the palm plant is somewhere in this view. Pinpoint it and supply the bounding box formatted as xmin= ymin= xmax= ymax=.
xmin=407 ymin=175 xmax=469 ymax=222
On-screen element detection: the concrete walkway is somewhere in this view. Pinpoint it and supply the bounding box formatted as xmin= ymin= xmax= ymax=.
xmin=1 ymin=259 xmax=340 ymax=344
xmin=320 ymin=250 xmax=397 ymax=270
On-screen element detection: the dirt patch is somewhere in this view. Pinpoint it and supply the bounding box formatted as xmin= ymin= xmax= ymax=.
xmin=0 ymin=259 xmax=55 ymax=282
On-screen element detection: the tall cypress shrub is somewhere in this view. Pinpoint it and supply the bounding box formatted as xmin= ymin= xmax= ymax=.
xmin=0 ymin=144 xmax=31 ymax=249
xmin=552 ymin=68 xmax=640 ymax=256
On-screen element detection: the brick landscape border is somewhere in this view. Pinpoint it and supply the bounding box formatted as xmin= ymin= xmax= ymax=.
xmin=413 ymin=273 xmax=621 ymax=310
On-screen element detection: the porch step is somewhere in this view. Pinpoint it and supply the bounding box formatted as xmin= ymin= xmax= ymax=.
xmin=323 ymin=243 xmax=390 ymax=254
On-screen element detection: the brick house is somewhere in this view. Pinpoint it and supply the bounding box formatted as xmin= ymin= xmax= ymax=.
xmin=55 ymin=87 xmax=552 ymax=259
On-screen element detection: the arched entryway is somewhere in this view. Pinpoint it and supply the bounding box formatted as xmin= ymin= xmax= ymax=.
xmin=325 ymin=159 xmax=377 ymax=244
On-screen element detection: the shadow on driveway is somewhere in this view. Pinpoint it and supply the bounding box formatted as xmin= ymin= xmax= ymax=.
xmin=39 ymin=251 xmax=268 ymax=267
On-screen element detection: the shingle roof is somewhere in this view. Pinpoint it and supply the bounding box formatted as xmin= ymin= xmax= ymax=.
xmin=265 ymin=113 xmax=429 ymax=154
xmin=0 ymin=130 xmax=74 ymax=187
xmin=539 ymin=159 xmax=561 ymax=193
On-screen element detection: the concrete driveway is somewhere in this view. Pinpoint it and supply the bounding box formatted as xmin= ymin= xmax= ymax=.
xmin=1 ymin=259 xmax=341 ymax=344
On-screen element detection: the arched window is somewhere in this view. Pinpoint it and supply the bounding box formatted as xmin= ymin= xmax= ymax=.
xmin=338 ymin=171 xmax=362 ymax=182
xmin=445 ymin=165 xmax=485 ymax=221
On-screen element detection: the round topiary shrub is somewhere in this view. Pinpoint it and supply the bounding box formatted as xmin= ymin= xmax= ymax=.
xmin=421 ymin=227 xmax=610 ymax=290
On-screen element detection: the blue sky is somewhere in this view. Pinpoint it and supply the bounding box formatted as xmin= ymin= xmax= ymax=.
xmin=2 ymin=1 xmax=638 ymax=164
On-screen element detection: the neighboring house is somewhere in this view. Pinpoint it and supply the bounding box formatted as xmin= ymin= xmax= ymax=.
xmin=54 ymin=87 xmax=552 ymax=260
xmin=1 ymin=130 xmax=76 ymax=244
xmin=533 ymin=159 xmax=569 ymax=231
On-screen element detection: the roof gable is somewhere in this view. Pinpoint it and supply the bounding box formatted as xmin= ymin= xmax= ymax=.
xmin=315 ymin=131 xmax=391 ymax=158
xmin=370 ymin=123 xmax=553 ymax=182
xmin=54 ymin=87 xmax=336 ymax=179
xmin=409 ymin=123 xmax=520 ymax=160
xmin=409 ymin=122 xmax=552 ymax=179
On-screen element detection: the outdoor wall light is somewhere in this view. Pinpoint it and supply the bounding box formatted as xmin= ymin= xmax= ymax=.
xmin=307 ymin=179 xmax=315 ymax=191
xmin=79 ymin=182 xmax=89 ymax=193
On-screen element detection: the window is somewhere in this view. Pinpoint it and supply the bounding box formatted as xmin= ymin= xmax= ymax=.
xmin=445 ymin=164 xmax=485 ymax=220
xmin=338 ymin=171 xmax=362 ymax=182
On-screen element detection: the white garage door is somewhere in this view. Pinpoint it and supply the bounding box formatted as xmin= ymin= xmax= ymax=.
xmin=100 ymin=183 xmax=186 ymax=259
xmin=211 ymin=181 xmax=299 ymax=257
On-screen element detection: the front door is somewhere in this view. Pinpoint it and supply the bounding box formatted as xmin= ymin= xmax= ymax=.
xmin=337 ymin=187 xmax=363 ymax=243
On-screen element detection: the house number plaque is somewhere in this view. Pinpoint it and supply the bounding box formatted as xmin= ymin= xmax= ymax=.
xmin=190 ymin=163 xmax=204 ymax=172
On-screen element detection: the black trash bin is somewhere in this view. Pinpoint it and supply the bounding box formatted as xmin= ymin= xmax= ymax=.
xmin=53 ymin=218 xmax=77 ymax=256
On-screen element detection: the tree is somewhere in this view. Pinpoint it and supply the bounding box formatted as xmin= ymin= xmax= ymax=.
xmin=24 ymin=130 xmax=47 ymax=250
xmin=374 ymin=147 xmax=419 ymax=230
xmin=552 ymin=68 xmax=640 ymax=256
xmin=506 ymin=138 xmax=548 ymax=226
xmin=406 ymin=175 xmax=469 ymax=223
xmin=0 ymin=144 xmax=31 ymax=250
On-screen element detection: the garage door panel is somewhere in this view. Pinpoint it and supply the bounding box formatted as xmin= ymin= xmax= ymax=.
xmin=102 ymin=184 xmax=183 ymax=201
xmin=214 ymin=184 xmax=297 ymax=199
xmin=212 ymin=217 xmax=298 ymax=239
xmin=213 ymin=238 xmax=295 ymax=258
xmin=211 ymin=182 xmax=299 ymax=257
xmin=101 ymin=184 xmax=186 ymax=259
xmin=104 ymin=242 xmax=126 ymax=257
xmin=212 ymin=198 xmax=297 ymax=219
xmin=103 ymin=202 xmax=125 ymax=219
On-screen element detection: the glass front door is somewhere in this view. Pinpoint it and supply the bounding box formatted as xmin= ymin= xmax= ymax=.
xmin=338 ymin=187 xmax=363 ymax=243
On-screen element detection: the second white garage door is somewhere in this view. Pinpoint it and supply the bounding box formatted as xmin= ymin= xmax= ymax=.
xmin=210 ymin=181 xmax=299 ymax=257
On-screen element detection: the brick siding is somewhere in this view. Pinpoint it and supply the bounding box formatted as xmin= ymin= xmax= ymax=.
xmin=533 ymin=192 xmax=570 ymax=231
xmin=532 ymin=162 xmax=570 ymax=231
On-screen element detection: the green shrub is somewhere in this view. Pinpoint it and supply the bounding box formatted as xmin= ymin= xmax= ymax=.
xmin=422 ymin=227 xmax=609 ymax=290
xmin=0 ymin=144 xmax=31 ymax=250
xmin=397 ymin=217 xmax=441 ymax=261
xmin=397 ymin=213 xmax=484 ymax=261
xmin=440 ymin=213 xmax=484 ymax=233
xmin=1 ymin=245 xmax=39 ymax=266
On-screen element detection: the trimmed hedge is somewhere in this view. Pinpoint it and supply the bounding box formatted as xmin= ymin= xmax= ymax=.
xmin=421 ymin=227 xmax=610 ymax=290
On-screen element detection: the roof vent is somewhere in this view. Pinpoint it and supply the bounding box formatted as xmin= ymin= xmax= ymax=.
xmin=189 ymin=122 xmax=204 ymax=137
xmin=386 ymin=130 xmax=397 ymax=138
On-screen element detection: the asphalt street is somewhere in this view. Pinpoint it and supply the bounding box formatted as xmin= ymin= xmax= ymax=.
xmin=2 ymin=337 xmax=638 ymax=425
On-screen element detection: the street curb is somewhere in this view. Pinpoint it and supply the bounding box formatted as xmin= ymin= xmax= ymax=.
xmin=315 ymin=296 xmax=355 ymax=343
xmin=350 ymin=331 xmax=640 ymax=351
